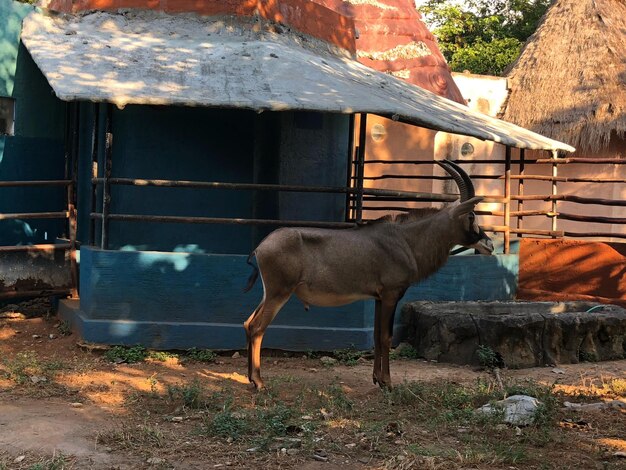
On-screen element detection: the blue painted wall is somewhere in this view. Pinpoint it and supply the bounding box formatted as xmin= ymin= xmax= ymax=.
xmin=0 ymin=0 xmax=67 ymax=246
xmin=83 ymin=107 xmax=350 ymax=254
xmin=59 ymin=247 xmax=517 ymax=351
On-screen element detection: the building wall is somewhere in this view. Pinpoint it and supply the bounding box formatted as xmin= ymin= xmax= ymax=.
xmin=0 ymin=0 xmax=67 ymax=246
xmin=82 ymin=107 xmax=351 ymax=254
xmin=361 ymin=114 xmax=437 ymax=219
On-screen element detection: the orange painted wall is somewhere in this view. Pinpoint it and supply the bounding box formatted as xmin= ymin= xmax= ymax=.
xmin=518 ymin=238 xmax=626 ymax=308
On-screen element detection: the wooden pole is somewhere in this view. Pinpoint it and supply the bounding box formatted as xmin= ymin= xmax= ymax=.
xmin=504 ymin=146 xmax=511 ymax=254
xmin=516 ymin=148 xmax=525 ymax=237
xmin=551 ymin=150 xmax=558 ymax=236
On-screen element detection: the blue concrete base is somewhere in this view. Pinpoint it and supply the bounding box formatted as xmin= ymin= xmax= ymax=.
xmin=58 ymin=246 xmax=518 ymax=351
xmin=58 ymin=299 xmax=374 ymax=350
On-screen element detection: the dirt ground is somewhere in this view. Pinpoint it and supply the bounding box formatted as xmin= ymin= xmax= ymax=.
xmin=0 ymin=300 xmax=625 ymax=470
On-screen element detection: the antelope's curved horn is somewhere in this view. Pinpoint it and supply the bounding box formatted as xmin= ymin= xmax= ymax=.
xmin=436 ymin=159 xmax=474 ymax=202
xmin=443 ymin=159 xmax=475 ymax=199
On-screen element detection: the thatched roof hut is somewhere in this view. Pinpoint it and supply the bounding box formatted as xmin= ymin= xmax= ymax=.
xmin=501 ymin=0 xmax=626 ymax=154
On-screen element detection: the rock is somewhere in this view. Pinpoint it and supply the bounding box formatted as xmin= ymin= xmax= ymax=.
xmin=171 ymin=416 xmax=183 ymax=422
xmin=312 ymin=450 xmax=328 ymax=462
xmin=49 ymin=334 xmax=57 ymax=339
xmin=14 ymin=456 xmax=25 ymax=463
xmin=477 ymin=395 xmax=541 ymax=426
xmin=563 ymin=400 xmax=626 ymax=411
xmin=30 ymin=375 xmax=47 ymax=384
xmin=614 ymin=452 xmax=626 ymax=458
xmin=269 ymin=437 xmax=302 ymax=450
xmin=320 ymin=356 xmax=337 ymax=366
xmin=552 ymin=368 xmax=566 ymax=374
xmin=69 ymin=402 xmax=83 ymax=408
xmin=400 ymin=301 xmax=626 ymax=368
xmin=32 ymin=334 xmax=41 ymax=339
xmin=232 ymin=352 xmax=240 ymax=359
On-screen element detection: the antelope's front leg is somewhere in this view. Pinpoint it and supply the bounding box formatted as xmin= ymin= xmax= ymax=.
xmin=372 ymin=299 xmax=382 ymax=385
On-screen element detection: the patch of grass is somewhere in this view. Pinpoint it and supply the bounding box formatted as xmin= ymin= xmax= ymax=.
xmin=148 ymin=351 xmax=178 ymax=362
xmin=477 ymin=344 xmax=501 ymax=369
xmin=97 ymin=422 xmax=166 ymax=450
xmin=578 ymin=350 xmax=597 ymax=362
xmin=2 ymin=350 xmax=40 ymax=383
xmin=185 ymin=348 xmax=217 ymax=363
xmin=384 ymin=379 xmax=556 ymax=429
xmin=1 ymin=351 xmax=66 ymax=384
xmin=318 ymin=384 xmax=354 ymax=413
xmin=26 ymin=453 xmax=74 ymax=470
xmin=333 ymin=347 xmax=365 ymax=366
xmin=167 ymin=379 xmax=204 ymax=409
xmin=103 ymin=345 xmax=148 ymax=363
xmin=603 ymin=377 xmax=626 ymax=396
xmin=390 ymin=344 xmax=419 ymax=360
xmin=256 ymin=402 xmax=294 ymax=437
xmin=57 ymin=320 xmax=72 ymax=337
xmin=407 ymin=443 xmax=456 ymax=459
xmin=204 ymin=409 xmax=252 ymax=440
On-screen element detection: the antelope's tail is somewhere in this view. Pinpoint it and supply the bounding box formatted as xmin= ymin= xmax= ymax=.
xmin=243 ymin=252 xmax=259 ymax=293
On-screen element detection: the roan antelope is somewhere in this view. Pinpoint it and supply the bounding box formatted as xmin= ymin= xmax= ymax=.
xmin=243 ymin=160 xmax=493 ymax=389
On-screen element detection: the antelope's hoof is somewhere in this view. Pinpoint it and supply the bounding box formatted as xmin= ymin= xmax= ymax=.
xmin=250 ymin=378 xmax=265 ymax=391
xmin=377 ymin=381 xmax=392 ymax=390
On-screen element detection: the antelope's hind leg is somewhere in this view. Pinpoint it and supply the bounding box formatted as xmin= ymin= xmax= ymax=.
xmin=244 ymin=293 xmax=290 ymax=390
xmin=244 ymin=302 xmax=263 ymax=384
xmin=373 ymin=295 xmax=402 ymax=389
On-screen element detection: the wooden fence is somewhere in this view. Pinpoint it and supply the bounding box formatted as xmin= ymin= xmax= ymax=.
xmin=351 ymin=145 xmax=625 ymax=254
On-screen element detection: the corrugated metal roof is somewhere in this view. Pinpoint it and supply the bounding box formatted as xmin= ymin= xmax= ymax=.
xmin=21 ymin=10 xmax=575 ymax=152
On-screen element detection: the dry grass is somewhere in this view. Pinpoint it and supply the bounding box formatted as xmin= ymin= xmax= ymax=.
xmin=0 ymin=314 xmax=625 ymax=469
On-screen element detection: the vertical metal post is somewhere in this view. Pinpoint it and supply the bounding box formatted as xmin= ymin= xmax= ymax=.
xmin=101 ymin=104 xmax=113 ymax=250
xmin=551 ymin=150 xmax=558 ymax=236
xmin=89 ymin=103 xmax=100 ymax=246
xmin=516 ymin=148 xmax=525 ymax=237
xmin=504 ymin=146 xmax=511 ymax=254
xmin=68 ymin=102 xmax=80 ymax=298
xmin=345 ymin=114 xmax=356 ymax=221
xmin=355 ymin=113 xmax=367 ymax=223
xmin=63 ymin=103 xmax=71 ymax=241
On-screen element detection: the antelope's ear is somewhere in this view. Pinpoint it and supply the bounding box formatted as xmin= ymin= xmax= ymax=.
xmin=451 ymin=196 xmax=484 ymax=218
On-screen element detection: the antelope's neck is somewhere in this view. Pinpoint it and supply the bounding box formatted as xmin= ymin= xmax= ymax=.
xmin=398 ymin=216 xmax=455 ymax=283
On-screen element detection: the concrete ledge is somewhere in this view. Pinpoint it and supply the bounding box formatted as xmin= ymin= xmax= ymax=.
xmin=400 ymin=301 xmax=626 ymax=368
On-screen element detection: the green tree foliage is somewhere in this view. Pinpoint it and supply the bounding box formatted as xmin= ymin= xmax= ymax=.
xmin=420 ymin=0 xmax=551 ymax=75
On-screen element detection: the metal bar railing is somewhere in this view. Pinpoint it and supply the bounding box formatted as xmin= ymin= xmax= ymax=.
xmin=0 ymin=180 xmax=71 ymax=187
xmin=0 ymin=212 xmax=70 ymax=220
xmin=91 ymin=213 xmax=356 ymax=229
